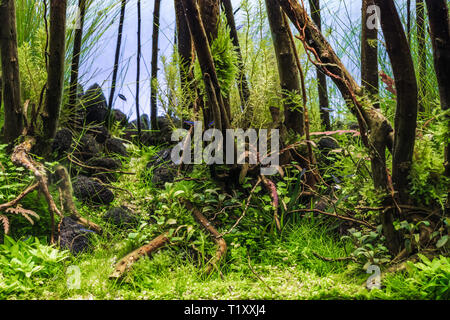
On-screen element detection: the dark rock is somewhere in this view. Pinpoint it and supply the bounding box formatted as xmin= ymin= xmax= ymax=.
xmin=333 ymin=120 xmax=345 ymax=130
xmin=75 ymin=134 xmax=101 ymax=161
xmin=105 ymin=138 xmax=128 ymax=157
xmin=318 ymin=136 xmax=340 ymax=152
xmin=82 ymin=84 xmax=108 ymax=124
xmin=103 ymin=206 xmax=138 ymax=229
xmin=112 ymin=109 xmax=128 ymax=127
xmin=125 ymin=116 xmax=181 ymax=146
xmin=52 ymin=128 xmax=73 ymax=154
xmin=87 ymin=157 xmax=122 ymax=170
xmin=146 ymin=148 xmax=177 ymax=185
xmin=59 ymin=217 xmax=94 ymax=255
xmin=86 ymin=157 xmax=122 ymax=183
xmin=151 ymin=165 xmax=177 ymax=185
xmin=151 ymin=116 xmax=181 ymax=145
xmin=73 ymin=175 xmax=114 ymax=205
xmin=91 ymin=126 xmax=110 ymax=144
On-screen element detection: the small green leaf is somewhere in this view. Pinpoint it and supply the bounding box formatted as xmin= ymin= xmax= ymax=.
xmin=167 ymin=218 xmax=177 ymax=225
xmin=173 ymin=190 xmax=185 ymax=197
xmin=436 ymin=235 xmax=448 ymax=248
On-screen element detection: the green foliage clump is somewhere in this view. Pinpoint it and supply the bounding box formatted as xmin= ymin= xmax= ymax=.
xmin=405 ymin=255 xmax=450 ymax=299
xmin=375 ymin=255 xmax=450 ymax=300
xmin=410 ymin=115 xmax=450 ymax=208
xmin=0 ymin=235 xmax=69 ymax=297
xmin=194 ymin=15 xmax=238 ymax=98
xmin=17 ymin=27 xmax=47 ymax=106
xmin=210 ymin=18 xmax=238 ymax=97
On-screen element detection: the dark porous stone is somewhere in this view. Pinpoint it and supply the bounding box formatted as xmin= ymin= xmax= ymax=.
xmin=73 ymin=175 xmax=114 ymax=205
xmin=318 ymin=136 xmax=340 ymax=152
xmin=125 ymin=116 xmax=181 ymax=146
xmin=52 ymin=128 xmax=73 ymax=154
xmin=87 ymin=157 xmax=122 ymax=170
xmin=86 ymin=157 xmax=122 ymax=182
xmin=91 ymin=125 xmax=110 ymax=144
xmin=103 ymin=206 xmax=138 ymax=229
xmin=151 ymin=116 xmax=182 ymax=145
xmin=145 ymin=148 xmax=177 ymax=185
xmin=152 ymin=165 xmax=177 ymax=186
xmin=112 ymin=109 xmax=128 ymax=127
xmin=82 ymin=83 xmax=108 ymax=124
xmin=105 ymin=138 xmax=128 ymax=157
xmin=59 ymin=217 xmax=94 ymax=255
xmin=76 ymin=134 xmax=101 ymax=161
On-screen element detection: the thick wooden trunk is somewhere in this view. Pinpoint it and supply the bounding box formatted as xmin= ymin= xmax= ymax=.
xmin=425 ymin=0 xmax=450 ymax=214
xmin=150 ymin=0 xmax=161 ymax=130
xmin=375 ymin=0 xmax=418 ymax=202
xmin=198 ymin=0 xmax=220 ymax=44
xmin=68 ymin=0 xmax=86 ymax=109
xmin=0 ymin=0 xmax=24 ymax=143
xmin=361 ymin=0 xmax=379 ymax=109
xmin=221 ymin=0 xmax=252 ymax=121
xmin=266 ymin=0 xmax=304 ymax=136
xmin=182 ymin=0 xmax=230 ymax=130
xmin=175 ymin=0 xmax=194 ymax=89
xmin=308 ymin=0 xmax=331 ymax=129
xmin=43 ymin=0 xmax=67 ymax=142
xmin=425 ymin=0 xmax=450 ymax=111
xmin=374 ymin=0 xmax=419 ymax=254
xmin=107 ymin=0 xmax=126 ymax=127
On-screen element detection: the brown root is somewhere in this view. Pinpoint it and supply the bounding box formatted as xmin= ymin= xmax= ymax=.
xmin=109 ymin=232 xmax=170 ymax=279
xmin=10 ymin=137 xmax=62 ymax=242
xmin=260 ymin=175 xmax=281 ymax=231
xmin=0 ymin=137 xmax=101 ymax=241
xmin=184 ymin=200 xmax=227 ymax=274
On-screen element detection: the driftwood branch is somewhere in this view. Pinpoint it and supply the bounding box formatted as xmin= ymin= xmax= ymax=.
xmin=0 ymin=138 xmax=102 ymax=240
xmin=0 ymin=183 xmax=39 ymax=212
xmin=184 ymin=200 xmax=227 ymax=274
xmin=10 ymin=137 xmax=63 ymax=242
xmin=110 ymin=232 xmax=170 ymax=279
xmin=260 ymin=175 xmax=281 ymax=231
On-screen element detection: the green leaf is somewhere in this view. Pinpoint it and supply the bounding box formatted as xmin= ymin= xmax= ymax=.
xmin=173 ymin=190 xmax=185 ymax=197
xmin=436 ymin=235 xmax=448 ymax=248
xmin=167 ymin=218 xmax=177 ymax=225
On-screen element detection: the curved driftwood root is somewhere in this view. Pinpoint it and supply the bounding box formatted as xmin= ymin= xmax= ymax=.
xmin=260 ymin=175 xmax=281 ymax=231
xmin=109 ymin=232 xmax=170 ymax=279
xmin=1 ymin=138 xmax=102 ymax=241
xmin=184 ymin=200 xmax=227 ymax=274
xmin=10 ymin=137 xmax=62 ymax=242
